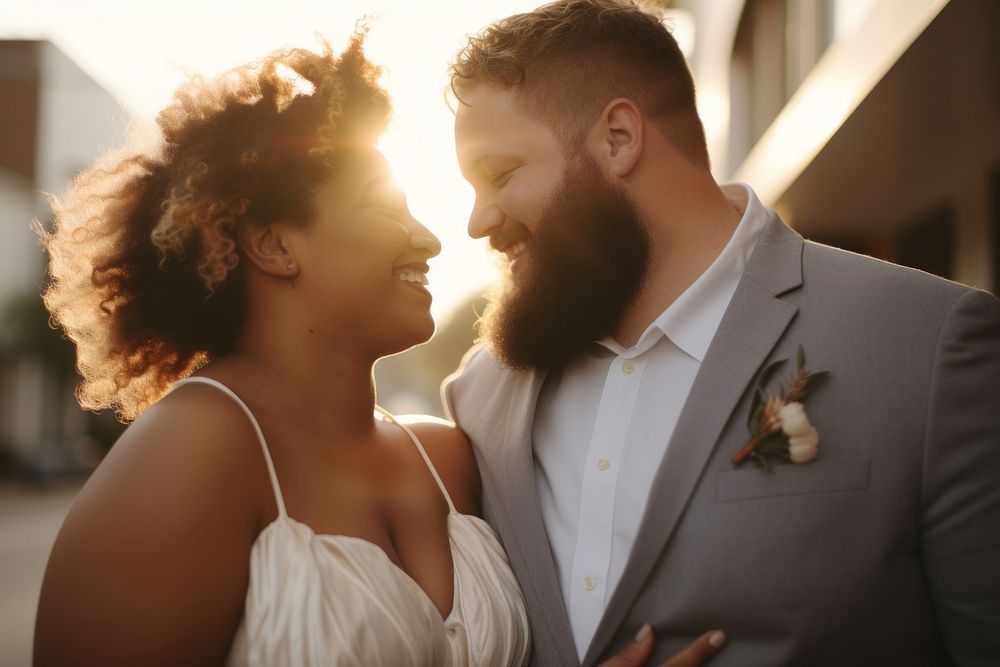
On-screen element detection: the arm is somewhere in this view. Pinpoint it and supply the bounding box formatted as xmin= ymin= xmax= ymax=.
xmin=920 ymin=288 xmax=1000 ymax=665
xmin=34 ymin=385 xmax=270 ymax=666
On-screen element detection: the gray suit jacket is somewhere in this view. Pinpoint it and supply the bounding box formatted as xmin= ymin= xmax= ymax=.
xmin=443 ymin=214 xmax=1000 ymax=666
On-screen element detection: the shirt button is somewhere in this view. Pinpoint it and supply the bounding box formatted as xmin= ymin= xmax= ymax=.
xmin=597 ymin=457 xmax=610 ymax=471
xmin=622 ymin=361 xmax=636 ymax=374
xmin=583 ymin=576 xmax=597 ymax=591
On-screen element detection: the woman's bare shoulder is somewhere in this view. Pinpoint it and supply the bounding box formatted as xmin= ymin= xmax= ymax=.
xmin=34 ymin=380 xmax=273 ymax=665
xmin=54 ymin=379 xmax=276 ymax=576
xmin=96 ymin=381 xmax=272 ymax=508
xmin=397 ymin=416 xmax=481 ymax=516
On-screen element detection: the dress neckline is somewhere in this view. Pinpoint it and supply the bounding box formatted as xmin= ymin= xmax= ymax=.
xmin=259 ymin=513 xmax=467 ymax=623
xmin=171 ymin=375 xmax=465 ymax=620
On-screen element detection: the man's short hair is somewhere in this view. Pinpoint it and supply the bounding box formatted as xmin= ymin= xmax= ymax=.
xmin=450 ymin=0 xmax=709 ymax=168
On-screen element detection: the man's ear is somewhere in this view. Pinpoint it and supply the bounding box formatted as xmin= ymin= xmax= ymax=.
xmin=239 ymin=221 xmax=300 ymax=278
xmin=591 ymin=98 xmax=644 ymax=178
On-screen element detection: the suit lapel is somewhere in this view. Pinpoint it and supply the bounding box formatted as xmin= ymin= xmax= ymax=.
xmin=582 ymin=215 xmax=805 ymax=665
xmin=494 ymin=368 xmax=579 ymax=665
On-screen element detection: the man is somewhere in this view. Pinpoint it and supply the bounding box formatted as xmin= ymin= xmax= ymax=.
xmin=441 ymin=1 xmax=1000 ymax=665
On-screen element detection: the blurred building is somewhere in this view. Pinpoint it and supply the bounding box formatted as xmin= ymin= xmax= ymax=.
xmin=0 ymin=40 xmax=127 ymax=478
xmin=673 ymin=0 xmax=998 ymax=291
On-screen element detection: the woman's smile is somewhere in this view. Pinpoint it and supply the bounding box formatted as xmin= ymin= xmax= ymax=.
xmin=393 ymin=263 xmax=432 ymax=300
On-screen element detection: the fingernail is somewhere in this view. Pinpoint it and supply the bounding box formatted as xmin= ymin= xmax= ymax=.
xmin=709 ymin=631 xmax=726 ymax=648
xmin=634 ymin=623 xmax=651 ymax=643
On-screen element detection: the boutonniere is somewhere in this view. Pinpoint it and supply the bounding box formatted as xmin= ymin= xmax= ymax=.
xmin=732 ymin=345 xmax=829 ymax=471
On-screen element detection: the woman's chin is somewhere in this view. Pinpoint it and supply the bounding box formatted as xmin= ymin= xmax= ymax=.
xmin=378 ymin=315 xmax=436 ymax=357
xmin=404 ymin=315 xmax=436 ymax=348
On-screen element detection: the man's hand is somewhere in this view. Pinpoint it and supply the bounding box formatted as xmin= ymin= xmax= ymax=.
xmin=599 ymin=626 xmax=726 ymax=667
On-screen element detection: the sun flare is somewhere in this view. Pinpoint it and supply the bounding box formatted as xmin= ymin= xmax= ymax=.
xmin=3 ymin=0 xmax=547 ymax=319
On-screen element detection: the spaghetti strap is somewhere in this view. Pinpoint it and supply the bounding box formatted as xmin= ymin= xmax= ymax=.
xmin=172 ymin=377 xmax=288 ymax=517
xmin=375 ymin=406 xmax=457 ymax=514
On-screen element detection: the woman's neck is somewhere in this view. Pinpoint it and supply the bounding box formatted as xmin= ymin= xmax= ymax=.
xmin=226 ymin=320 xmax=379 ymax=441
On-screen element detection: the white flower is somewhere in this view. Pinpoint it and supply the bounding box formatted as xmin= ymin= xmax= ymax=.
xmin=778 ymin=402 xmax=811 ymax=437
xmin=788 ymin=427 xmax=820 ymax=463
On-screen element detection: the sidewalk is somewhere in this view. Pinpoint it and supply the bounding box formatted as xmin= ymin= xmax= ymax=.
xmin=0 ymin=482 xmax=81 ymax=667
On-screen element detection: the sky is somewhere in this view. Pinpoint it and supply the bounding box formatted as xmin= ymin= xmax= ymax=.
xmin=2 ymin=0 xmax=550 ymax=321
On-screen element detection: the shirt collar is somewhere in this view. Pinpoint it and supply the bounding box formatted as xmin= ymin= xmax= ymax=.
xmin=599 ymin=183 xmax=771 ymax=362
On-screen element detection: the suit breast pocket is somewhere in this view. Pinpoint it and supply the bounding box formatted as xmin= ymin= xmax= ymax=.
xmin=714 ymin=457 xmax=870 ymax=502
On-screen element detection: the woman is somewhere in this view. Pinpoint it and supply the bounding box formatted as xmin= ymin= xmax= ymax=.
xmin=34 ymin=35 xmax=722 ymax=666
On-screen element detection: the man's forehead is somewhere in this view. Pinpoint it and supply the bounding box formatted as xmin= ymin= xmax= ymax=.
xmin=454 ymin=85 xmax=553 ymax=162
xmin=454 ymin=86 xmax=521 ymax=134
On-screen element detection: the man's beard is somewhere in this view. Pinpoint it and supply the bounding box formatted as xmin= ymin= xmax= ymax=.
xmin=478 ymin=151 xmax=650 ymax=372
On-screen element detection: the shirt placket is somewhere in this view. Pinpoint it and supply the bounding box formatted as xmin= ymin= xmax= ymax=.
xmin=567 ymin=353 xmax=647 ymax=657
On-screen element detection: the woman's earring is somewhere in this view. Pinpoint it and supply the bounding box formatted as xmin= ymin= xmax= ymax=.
xmin=287 ymin=262 xmax=296 ymax=270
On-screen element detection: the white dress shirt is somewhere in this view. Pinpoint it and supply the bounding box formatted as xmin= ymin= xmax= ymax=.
xmin=532 ymin=183 xmax=771 ymax=659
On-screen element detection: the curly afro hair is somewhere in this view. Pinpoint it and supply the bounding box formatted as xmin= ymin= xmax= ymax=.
xmin=40 ymin=34 xmax=391 ymax=421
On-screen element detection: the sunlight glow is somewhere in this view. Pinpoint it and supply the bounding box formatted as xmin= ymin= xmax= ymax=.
xmin=2 ymin=0 xmax=544 ymax=320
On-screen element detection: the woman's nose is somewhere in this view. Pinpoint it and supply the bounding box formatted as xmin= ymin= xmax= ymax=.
xmin=409 ymin=219 xmax=442 ymax=258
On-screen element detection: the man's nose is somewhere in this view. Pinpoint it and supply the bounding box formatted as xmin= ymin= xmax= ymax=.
xmin=467 ymin=200 xmax=504 ymax=240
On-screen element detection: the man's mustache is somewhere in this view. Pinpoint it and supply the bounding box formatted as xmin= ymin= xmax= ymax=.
xmin=488 ymin=222 xmax=533 ymax=254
